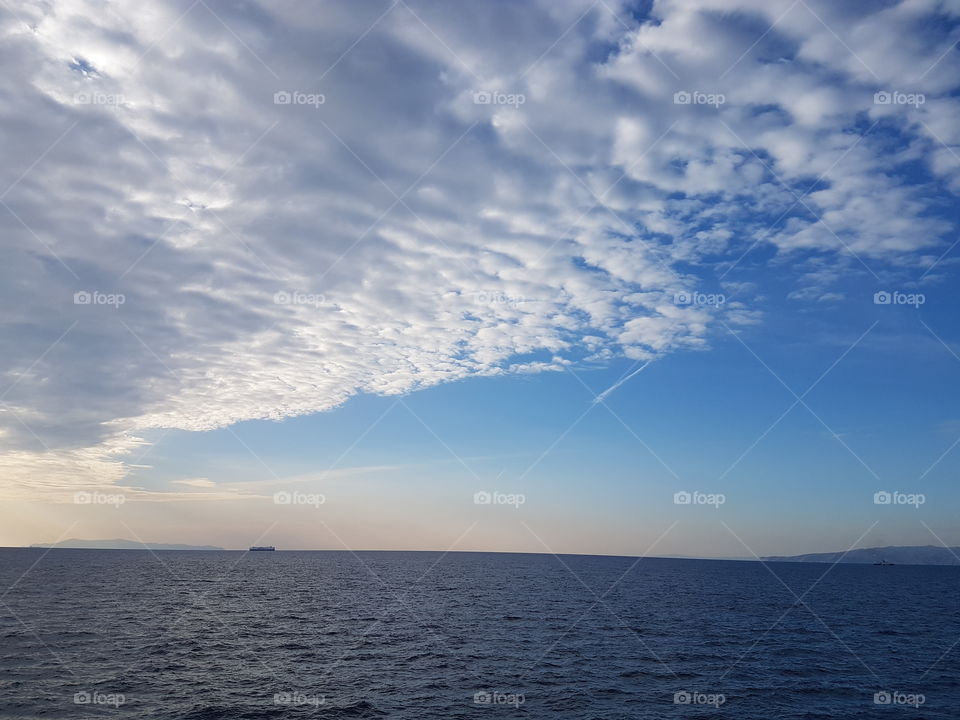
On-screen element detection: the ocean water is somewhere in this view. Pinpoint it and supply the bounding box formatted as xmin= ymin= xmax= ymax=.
xmin=1 ymin=549 xmax=958 ymax=719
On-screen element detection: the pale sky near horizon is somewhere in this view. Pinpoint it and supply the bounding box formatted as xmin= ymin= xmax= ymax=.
xmin=2 ymin=0 xmax=960 ymax=557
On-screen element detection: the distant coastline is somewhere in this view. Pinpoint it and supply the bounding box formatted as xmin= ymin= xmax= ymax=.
xmin=15 ymin=541 xmax=960 ymax=565
xmin=761 ymin=545 xmax=960 ymax=566
xmin=29 ymin=538 xmax=224 ymax=551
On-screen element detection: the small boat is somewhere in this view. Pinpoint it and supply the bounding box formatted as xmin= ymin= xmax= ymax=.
xmin=249 ymin=546 xmax=276 ymax=551
xmin=873 ymin=559 xmax=894 ymax=566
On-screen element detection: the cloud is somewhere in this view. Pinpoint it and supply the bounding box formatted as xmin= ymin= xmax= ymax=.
xmin=171 ymin=477 xmax=216 ymax=488
xmin=1 ymin=0 xmax=957 ymax=498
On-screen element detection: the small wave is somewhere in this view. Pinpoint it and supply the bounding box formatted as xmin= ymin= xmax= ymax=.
xmin=324 ymin=699 xmax=387 ymax=718
xmin=276 ymin=642 xmax=310 ymax=650
xmin=181 ymin=705 xmax=289 ymax=720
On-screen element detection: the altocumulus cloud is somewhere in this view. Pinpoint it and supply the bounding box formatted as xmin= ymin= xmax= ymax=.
xmin=1 ymin=0 xmax=958 ymax=498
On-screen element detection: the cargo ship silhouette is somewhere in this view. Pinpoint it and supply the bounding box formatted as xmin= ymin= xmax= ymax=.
xmin=249 ymin=546 xmax=276 ymax=551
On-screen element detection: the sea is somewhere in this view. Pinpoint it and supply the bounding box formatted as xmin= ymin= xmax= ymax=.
xmin=1 ymin=548 xmax=958 ymax=718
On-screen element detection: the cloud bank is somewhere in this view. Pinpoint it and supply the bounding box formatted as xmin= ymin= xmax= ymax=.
xmin=1 ymin=0 xmax=958 ymax=497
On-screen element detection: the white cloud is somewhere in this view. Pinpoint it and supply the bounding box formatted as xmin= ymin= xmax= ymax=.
xmin=171 ymin=477 xmax=216 ymax=488
xmin=0 ymin=0 xmax=957 ymax=499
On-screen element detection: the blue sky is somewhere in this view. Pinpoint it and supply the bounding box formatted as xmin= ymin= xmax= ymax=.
xmin=108 ymin=293 xmax=959 ymax=556
xmin=2 ymin=0 xmax=960 ymax=556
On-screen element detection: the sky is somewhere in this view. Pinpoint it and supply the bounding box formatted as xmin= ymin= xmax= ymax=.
xmin=2 ymin=0 xmax=960 ymax=557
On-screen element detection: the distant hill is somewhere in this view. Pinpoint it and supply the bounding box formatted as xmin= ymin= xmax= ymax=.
xmin=763 ymin=545 xmax=960 ymax=566
xmin=30 ymin=538 xmax=224 ymax=551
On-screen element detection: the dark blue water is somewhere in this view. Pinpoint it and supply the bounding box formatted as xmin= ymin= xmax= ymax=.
xmin=1 ymin=549 xmax=958 ymax=718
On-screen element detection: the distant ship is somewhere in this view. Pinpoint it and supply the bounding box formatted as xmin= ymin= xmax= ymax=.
xmin=249 ymin=546 xmax=276 ymax=551
xmin=873 ymin=559 xmax=894 ymax=566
